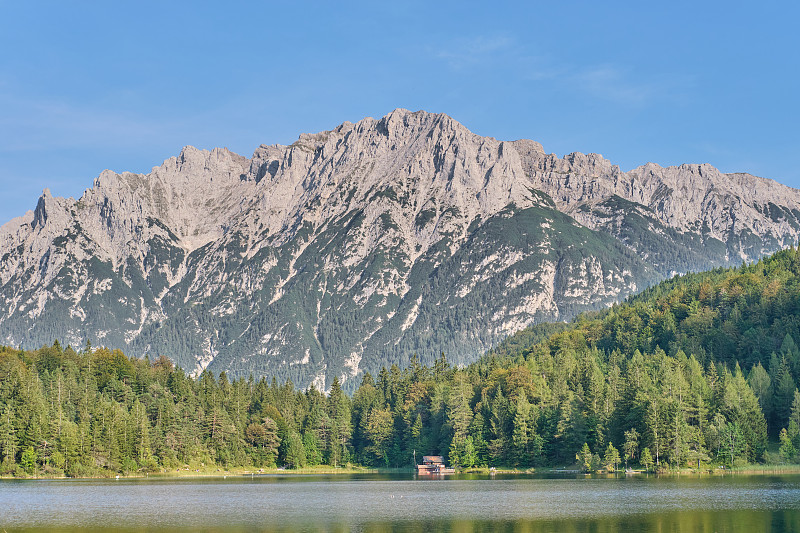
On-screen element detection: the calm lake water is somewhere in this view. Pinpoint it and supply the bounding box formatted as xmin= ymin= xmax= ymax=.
xmin=2 ymin=472 xmax=800 ymax=532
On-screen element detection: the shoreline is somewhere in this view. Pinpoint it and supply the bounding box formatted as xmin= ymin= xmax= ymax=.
xmin=0 ymin=465 xmax=409 ymax=481
xmin=471 ymin=465 xmax=800 ymax=476
xmin=5 ymin=463 xmax=800 ymax=481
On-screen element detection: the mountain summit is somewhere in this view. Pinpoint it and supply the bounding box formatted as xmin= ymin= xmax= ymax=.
xmin=2 ymin=109 xmax=799 ymax=388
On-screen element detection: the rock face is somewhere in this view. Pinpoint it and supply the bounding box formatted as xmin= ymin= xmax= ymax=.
xmin=1 ymin=109 xmax=799 ymax=388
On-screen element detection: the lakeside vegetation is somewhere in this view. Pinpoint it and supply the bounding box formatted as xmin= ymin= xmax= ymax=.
xmin=3 ymin=248 xmax=800 ymax=478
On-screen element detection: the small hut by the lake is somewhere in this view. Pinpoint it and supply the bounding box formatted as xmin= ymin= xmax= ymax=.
xmin=416 ymin=455 xmax=455 ymax=475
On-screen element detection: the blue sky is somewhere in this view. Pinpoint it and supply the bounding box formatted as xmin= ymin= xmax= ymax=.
xmin=1 ymin=1 xmax=798 ymax=221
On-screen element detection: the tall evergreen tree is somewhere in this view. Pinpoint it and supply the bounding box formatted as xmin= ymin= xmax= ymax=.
xmin=0 ymin=403 xmax=18 ymax=467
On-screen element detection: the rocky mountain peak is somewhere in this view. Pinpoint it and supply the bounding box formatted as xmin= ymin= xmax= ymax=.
xmin=31 ymin=188 xmax=53 ymax=229
xmin=2 ymin=109 xmax=800 ymax=388
xmin=375 ymin=108 xmax=449 ymax=137
xmin=31 ymin=188 xmax=73 ymax=234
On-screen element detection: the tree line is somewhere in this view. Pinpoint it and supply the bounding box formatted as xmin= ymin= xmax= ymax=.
xmin=3 ymin=247 xmax=800 ymax=476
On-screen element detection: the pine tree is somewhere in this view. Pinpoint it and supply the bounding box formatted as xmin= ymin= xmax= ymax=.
xmin=261 ymin=417 xmax=280 ymax=466
xmin=409 ymin=413 xmax=425 ymax=461
xmin=747 ymin=363 xmax=771 ymax=417
xmin=780 ymin=334 xmax=800 ymax=379
xmin=487 ymin=385 xmax=509 ymax=464
xmin=131 ymin=400 xmax=153 ymax=466
xmin=603 ymin=442 xmax=620 ymax=472
xmin=284 ymin=431 xmax=307 ymax=469
xmin=789 ymin=390 xmax=800 ymax=433
xmin=773 ymin=360 xmax=796 ymax=429
xmin=303 ymin=432 xmax=322 ymax=466
xmin=577 ymin=442 xmax=593 ymax=472
xmin=640 ymin=447 xmax=654 ymax=472
xmin=788 ymin=421 xmax=800 ymax=453
xmin=646 ymin=397 xmax=663 ymax=466
xmin=57 ymin=420 xmax=80 ymax=475
xmin=20 ymin=446 xmax=37 ymax=474
xmin=460 ymin=436 xmax=477 ymax=468
xmin=718 ymin=422 xmax=746 ymax=467
xmin=445 ymin=380 xmax=473 ymax=448
xmin=0 ymin=403 xmax=18 ymax=467
xmin=327 ymin=377 xmax=351 ymax=466
xmin=364 ymin=407 xmax=393 ymax=466
xmin=779 ymin=428 xmax=796 ymax=462
xmin=623 ymin=428 xmax=639 ymax=470
xmin=511 ymin=393 xmax=531 ymax=467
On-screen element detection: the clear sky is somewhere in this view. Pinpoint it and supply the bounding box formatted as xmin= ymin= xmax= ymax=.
xmin=1 ymin=1 xmax=798 ymax=222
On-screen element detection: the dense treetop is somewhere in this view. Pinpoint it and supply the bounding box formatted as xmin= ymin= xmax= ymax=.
xmin=2 ymin=248 xmax=800 ymax=476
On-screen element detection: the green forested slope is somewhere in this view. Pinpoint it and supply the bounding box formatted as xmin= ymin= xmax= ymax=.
xmin=2 ymin=249 xmax=800 ymax=477
xmin=491 ymin=245 xmax=800 ymax=435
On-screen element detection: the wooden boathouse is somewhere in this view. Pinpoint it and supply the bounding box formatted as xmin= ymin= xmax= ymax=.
xmin=416 ymin=455 xmax=455 ymax=475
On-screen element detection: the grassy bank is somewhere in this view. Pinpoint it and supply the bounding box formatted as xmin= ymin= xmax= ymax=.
xmin=5 ymin=463 xmax=800 ymax=480
xmin=150 ymin=465 xmax=414 ymax=477
xmin=460 ymin=463 xmax=800 ymax=476
xmin=1 ymin=464 xmax=414 ymax=480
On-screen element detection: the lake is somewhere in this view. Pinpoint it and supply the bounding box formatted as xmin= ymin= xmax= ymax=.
xmin=2 ymin=472 xmax=800 ymax=532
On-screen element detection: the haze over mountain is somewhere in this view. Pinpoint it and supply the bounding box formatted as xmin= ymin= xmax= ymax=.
xmin=2 ymin=109 xmax=799 ymax=389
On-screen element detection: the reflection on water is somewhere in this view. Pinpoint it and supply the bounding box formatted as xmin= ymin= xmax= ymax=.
xmin=1 ymin=473 xmax=799 ymax=532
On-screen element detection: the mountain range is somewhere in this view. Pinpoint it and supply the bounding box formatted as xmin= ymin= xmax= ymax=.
xmin=2 ymin=109 xmax=799 ymax=389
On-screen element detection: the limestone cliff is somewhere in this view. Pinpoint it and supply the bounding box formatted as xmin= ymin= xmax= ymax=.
xmin=0 ymin=109 xmax=796 ymax=388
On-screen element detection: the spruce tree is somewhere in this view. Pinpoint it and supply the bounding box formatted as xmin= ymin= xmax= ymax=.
xmin=623 ymin=428 xmax=639 ymax=470
xmin=640 ymin=447 xmax=654 ymax=472
xmin=779 ymin=428 xmax=796 ymax=462
xmin=604 ymin=442 xmax=620 ymax=472
xmin=0 ymin=403 xmax=18 ymax=467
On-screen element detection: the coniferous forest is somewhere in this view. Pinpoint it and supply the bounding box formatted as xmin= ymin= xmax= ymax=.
xmin=3 ymin=248 xmax=800 ymax=477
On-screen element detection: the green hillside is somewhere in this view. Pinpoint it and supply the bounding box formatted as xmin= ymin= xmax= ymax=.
xmin=490 ymin=245 xmax=800 ymax=436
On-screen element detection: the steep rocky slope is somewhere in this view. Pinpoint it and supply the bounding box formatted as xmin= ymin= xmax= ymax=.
xmin=1 ymin=109 xmax=798 ymax=388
